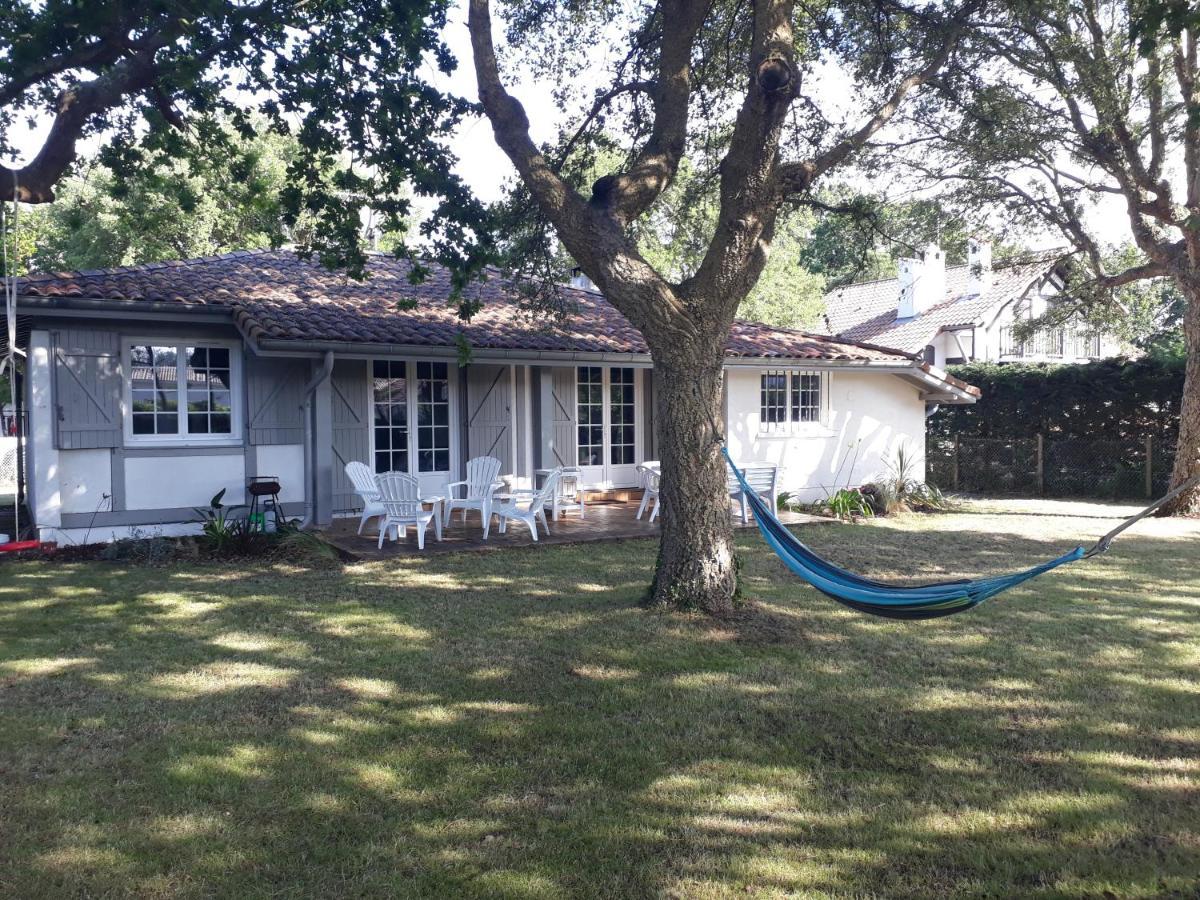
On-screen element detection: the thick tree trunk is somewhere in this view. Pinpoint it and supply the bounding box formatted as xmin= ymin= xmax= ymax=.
xmin=1162 ymin=282 xmax=1200 ymax=516
xmin=646 ymin=346 xmax=738 ymax=615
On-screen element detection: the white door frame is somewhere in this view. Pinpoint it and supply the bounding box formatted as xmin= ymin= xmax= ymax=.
xmin=367 ymin=357 xmax=459 ymax=495
xmin=575 ymin=366 xmax=643 ymax=489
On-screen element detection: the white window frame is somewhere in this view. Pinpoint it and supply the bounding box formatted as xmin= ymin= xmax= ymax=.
xmin=122 ymin=338 xmax=243 ymax=446
xmin=758 ymin=369 xmax=830 ymax=435
xmin=367 ymin=356 xmax=456 ymax=478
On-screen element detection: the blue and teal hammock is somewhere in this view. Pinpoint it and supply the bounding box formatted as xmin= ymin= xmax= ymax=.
xmin=724 ymin=448 xmax=1197 ymax=620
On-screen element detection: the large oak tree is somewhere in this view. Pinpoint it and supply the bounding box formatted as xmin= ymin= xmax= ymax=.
xmin=467 ymin=0 xmax=979 ymax=613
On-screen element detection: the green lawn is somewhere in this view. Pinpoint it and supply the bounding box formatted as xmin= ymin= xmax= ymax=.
xmin=1 ymin=501 xmax=1198 ymax=898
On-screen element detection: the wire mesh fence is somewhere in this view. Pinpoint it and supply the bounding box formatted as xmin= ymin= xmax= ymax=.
xmin=927 ymin=435 xmax=1178 ymax=500
xmin=0 ymin=410 xmax=26 ymax=500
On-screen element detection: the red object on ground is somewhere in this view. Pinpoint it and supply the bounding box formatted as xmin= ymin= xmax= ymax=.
xmin=0 ymin=540 xmax=42 ymax=553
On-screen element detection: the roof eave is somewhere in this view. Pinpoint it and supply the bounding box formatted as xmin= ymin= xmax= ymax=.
xmin=16 ymin=293 xmax=235 ymax=323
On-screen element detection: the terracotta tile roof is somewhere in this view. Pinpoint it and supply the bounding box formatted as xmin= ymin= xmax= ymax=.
xmin=822 ymin=254 xmax=1065 ymax=353
xmin=20 ymin=249 xmax=915 ymax=363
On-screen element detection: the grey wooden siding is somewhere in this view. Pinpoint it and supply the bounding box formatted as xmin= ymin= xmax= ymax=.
xmin=52 ymin=329 xmax=122 ymax=450
xmin=514 ymin=366 xmax=530 ymax=477
xmin=466 ymin=364 xmax=513 ymax=474
xmin=246 ymin=355 xmax=307 ymax=445
xmin=548 ymin=367 xmax=577 ymax=467
xmin=330 ymin=358 xmax=370 ymax=513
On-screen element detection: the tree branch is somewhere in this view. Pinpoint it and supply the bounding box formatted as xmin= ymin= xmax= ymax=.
xmin=466 ymin=0 xmax=695 ymax=343
xmin=780 ymin=3 xmax=978 ymax=195
xmin=1 ymin=49 xmax=162 ymax=202
xmin=682 ymin=0 xmax=798 ymax=309
xmin=555 ymin=81 xmax=655 ymax=167
xmin=589 ymin=0 xmax=712 ymax=226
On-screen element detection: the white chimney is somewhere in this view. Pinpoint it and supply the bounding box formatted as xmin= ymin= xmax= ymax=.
xmin=968 ymin=238 xmax=993 ymax=295
xmin=896 ymin=243 xmax=946 ymax=318
xmin=897 ymin=257 xmax=919 ymax=319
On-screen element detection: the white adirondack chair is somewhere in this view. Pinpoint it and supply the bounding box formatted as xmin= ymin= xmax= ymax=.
xmin=492 ymin=468 xmax=562 ymax=542
xmin=636 ymin=464 xmax=661 ymax=522
xmin=375 ymin=472 xmax=439 ymax=550
xmin=345 ymin=460 xmax=386 ymax=535
xmin=444 ymin=456 xmax=503 ymax=538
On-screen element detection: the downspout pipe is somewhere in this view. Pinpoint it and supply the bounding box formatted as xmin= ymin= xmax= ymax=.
xmin=299 ymin=351 xmax=334 ymax=528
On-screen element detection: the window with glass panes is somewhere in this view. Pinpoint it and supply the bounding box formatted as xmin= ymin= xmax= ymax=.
xmin=415 ymin=361 xmax=450 ymax=472
xmin=608 ymin=367 xmax=636 ymax=465
xmin=372 ymin=360 xmax=408 ymax=473
xmin=576 ymin=366 xmax=604 ymax=466
xmin=760 ymin=371 xmax=788 ymax=426
xmin=760 ymin=370 xmax=823 ymax=427
xmin=790 ymin=372 xmax=821 ymax=422
xmin=130 ymin=345 xmax=180 ymax=436
xmin=129 ymin=342 xmax=234 ymax=438
xmin=184 ymin=347 xmax=232 ymax=434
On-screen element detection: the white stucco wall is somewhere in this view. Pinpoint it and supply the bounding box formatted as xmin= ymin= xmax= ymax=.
xmin=251 ymin=444 xmax=306 ymax=503
xmin=125 ymin=454 xmax=247 ymax=510
xmin=58 ymin=449 xmax=113 ymax=514
xmin=27 ymin=331 xmax=60 ymax=532
xmin=725 ymin=368 xmax=927 ymax=502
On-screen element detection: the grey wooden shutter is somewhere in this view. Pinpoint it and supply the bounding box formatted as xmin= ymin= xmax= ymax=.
xmin=52 ymin=329 xmax=122 ymax=450
xmin=466 ymin=365 xmax=513 ymax=472
xmin=549 ymin=367 xmax=578 ymax=467
xmin=246 ymin=356 xmax=308 ymax=445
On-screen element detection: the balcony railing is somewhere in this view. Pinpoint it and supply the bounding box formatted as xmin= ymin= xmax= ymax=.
xmin=999 ymin=326 xmax=1102 ymax=359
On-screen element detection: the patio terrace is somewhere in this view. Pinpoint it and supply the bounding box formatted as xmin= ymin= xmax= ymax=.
xmin=323 ymin=498 xmax=827 ymax=560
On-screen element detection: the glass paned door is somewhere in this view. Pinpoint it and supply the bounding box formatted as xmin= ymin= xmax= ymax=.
xmin=372 ymin=360 xmax=453 ymax=480
xmin=576 ymin=366 xmax=640 ymax=488
xmin=372 ymin=360 xmax=408 ymax=474
xmin=416 ymin=361 xmax=451 ymax=473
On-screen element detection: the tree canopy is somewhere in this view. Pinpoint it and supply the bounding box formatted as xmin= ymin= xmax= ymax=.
xmin=0 ymin=0 xmax=489 ymax=279
xmin=23 ymin=126 xmax=293 ymax=271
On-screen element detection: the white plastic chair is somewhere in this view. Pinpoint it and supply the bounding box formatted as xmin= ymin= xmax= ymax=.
xmin=726 ymin=460 xmax=779 ymax=523
xmin=492 ymin=468 xmax=562 ymax=542
xmin=444 ymin=456 xmax=503 ymax=538
xmin=375 ymin=472 xmax=439 ymax=550
xmin=636 ymin=463 xmax=661 ymax=521
xmin=345 ymin=461 xmax=386 ymax=535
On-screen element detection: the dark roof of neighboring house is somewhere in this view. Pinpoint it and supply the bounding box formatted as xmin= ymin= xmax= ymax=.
xmin=822 ymin=253 xmax=1065 ymax=353
xmin=20 ymin=249 xmax=917 ymax=363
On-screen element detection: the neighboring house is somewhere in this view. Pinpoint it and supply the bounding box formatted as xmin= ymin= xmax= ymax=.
xmin=823 ymin=241 xmax=1123 ymax=367
xmin=14 ymin=250 xmax=977 ymax=543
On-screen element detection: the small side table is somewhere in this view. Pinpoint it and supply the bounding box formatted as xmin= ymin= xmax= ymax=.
xmin=534 ymin=467 xmax=587 ymax=520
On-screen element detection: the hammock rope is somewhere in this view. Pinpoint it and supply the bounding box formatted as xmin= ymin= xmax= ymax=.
xmin=722 ymin=447 xmax=1199 ymax=620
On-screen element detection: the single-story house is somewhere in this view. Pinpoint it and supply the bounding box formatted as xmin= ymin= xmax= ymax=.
xmin=13 ymin=250 xmax=978 ymax=543
xmin=822 ymin=241 xmax=1123 ymax=366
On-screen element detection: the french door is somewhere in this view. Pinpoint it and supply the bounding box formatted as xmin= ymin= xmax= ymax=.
xmin=576 ymin=366 xmax=641 ymax=488
xmin=370 ymin=359 xmax=453 ymax=495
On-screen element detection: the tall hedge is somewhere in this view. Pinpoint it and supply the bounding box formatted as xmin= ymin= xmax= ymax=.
xmin=930 ymin=356 xmax=1186 ymax=443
